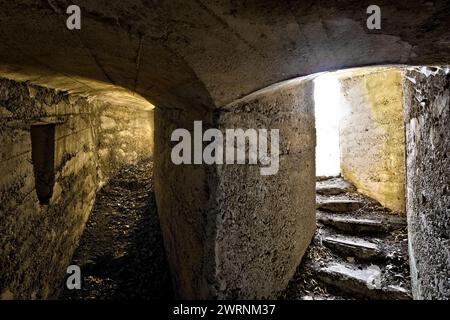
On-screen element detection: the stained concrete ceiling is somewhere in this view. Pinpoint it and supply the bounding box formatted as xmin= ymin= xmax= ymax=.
xmin=0 ymin=0 xmax=449 ymax=110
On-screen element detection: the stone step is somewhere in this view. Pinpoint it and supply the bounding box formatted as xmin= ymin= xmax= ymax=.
xmin=316 ymin=198 xmax=364 ymax=213
xmin=316 ymin=178 xmax=356 ymax=196
xmin=310 ymin=261 xmax=411 ymax=300
xmin=317 ymin=211 xmax=406 ymax=235
xmin=300 ymin=293 xmax=348 ymax=300
xmin=319 ymin=233 xmax=387 ymax=261
xmin=316 ymin=176 xmax=339 ymax=182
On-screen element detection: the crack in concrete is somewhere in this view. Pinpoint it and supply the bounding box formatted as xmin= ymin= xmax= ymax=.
xmin=316 ymin=12 xmax=337 ymax=64
xmin=287 ymin=1 xmax=315 ymax=62
xmin=194 ymin=0 xmax=266 ymax=59
xmin=43 ymin=0 xmax=118 ymax=88
xmin=43 ymin=0 xmax=118 ymax=86
xmin=45 ymin=0 xmax=64 ymax=15
xmin=133 ymin=34 xmax=145 ymax=94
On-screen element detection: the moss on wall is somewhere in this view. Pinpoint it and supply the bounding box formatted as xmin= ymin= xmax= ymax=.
xmin=338 ymin=68 xmax=406 ymax=213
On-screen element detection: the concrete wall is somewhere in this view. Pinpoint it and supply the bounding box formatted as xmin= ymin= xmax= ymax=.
xmin=403 ymin=67 xmax=450 ymax=300
xmin=0 ymin=77 xmax=153 ymax=299
xmin=154 ymin=105 xmax=214 ymax=299
xmin=214 ymin=78 xmax=316 ymax=299
xmin=338 ymin=68 xmax=406 ymax=213
xmin=154 ymin=77 xmax=316 ymax=299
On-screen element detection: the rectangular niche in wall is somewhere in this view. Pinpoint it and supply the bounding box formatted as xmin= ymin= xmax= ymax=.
xmin=30 ymin=124 xmax=56 ymax=205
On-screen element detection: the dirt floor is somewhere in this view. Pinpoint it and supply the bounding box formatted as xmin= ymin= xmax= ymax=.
xmin=60 ymin=159 xmax=173 ymax=300
xmin=60 ymin=165 xmax=410 ymax=300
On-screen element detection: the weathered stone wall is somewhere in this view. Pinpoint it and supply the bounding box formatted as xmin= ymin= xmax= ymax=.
xmin=154 ymin=77 xmax=316 ymax=299
xmin=403 ymin=67 xmax=450 ymax=300
xmin=0 ymin=77 xmax=153 ymax=299
xmin=339 ymin=68 xmax=406 ymax=213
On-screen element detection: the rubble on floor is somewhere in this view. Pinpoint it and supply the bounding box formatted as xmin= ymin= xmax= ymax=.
xmin=281 ymin=176 xmax=411 ymax=300
xmin=60 ymin=160 xmax=173 ymax=300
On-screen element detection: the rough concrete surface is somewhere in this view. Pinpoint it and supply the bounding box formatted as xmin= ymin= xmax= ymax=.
xmin=153 ymin=103 xmax=214 ymax=299
xmin=212 ymin=77 xmax=316 ymax=298
xmin=403 ymin=66 xmax=450 ymax=300
xmin=339 ymin=68 xmax=406 ymax=213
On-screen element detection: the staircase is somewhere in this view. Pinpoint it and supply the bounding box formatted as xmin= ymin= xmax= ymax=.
xmin=282 ymin=177 xmax=412 ymax=300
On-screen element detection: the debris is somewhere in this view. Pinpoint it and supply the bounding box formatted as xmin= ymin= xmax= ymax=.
xmin=60 ymin=159 xmax=173 ymax=300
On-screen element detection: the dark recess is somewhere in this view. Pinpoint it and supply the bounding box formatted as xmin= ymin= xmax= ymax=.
xmin=31 ymin=124 xmax=56 ymax=205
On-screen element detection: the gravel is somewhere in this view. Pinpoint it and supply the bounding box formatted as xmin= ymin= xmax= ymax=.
xmin=60 ymin=159 xmax=173 ymax=300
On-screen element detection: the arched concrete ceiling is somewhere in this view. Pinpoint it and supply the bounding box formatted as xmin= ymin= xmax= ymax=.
xmin=0 ymin=0 xmax=449 ymax=110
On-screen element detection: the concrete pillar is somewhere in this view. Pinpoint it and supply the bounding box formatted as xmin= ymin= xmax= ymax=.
xmin=403 ymin=67 xmax=450 ymax=299
xmin=154 ymin=105 xmax=215 ymax=299
xmin=154 ymin=77 xmax=316 ymax=299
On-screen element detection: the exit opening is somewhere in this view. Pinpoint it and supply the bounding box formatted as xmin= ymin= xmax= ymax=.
xmin=314 ymin=73 xmax=342 ymax=177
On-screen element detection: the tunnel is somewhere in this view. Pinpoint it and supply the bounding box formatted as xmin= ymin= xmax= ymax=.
xmin=0 ymin=0 xmax=449 ymax=301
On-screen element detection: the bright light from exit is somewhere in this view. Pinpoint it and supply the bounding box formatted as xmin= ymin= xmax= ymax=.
xmin=314 ymin=74 xmax=341 ymax=177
